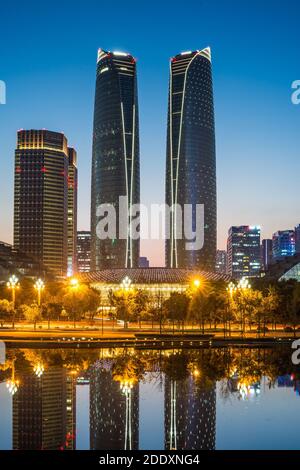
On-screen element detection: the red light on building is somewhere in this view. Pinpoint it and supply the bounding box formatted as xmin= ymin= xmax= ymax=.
xmin=41 ymin=167 xmax=47 ymax=173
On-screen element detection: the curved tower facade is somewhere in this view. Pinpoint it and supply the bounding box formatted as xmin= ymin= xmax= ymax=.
xmin=165 ymin=48 xmax=217 ymax=270
xmin=91 ymin=49 xmax=140 ymax=270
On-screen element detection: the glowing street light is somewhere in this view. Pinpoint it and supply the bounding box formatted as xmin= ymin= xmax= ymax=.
xmin=34 ymin=278 xmax=45 ymax=306
xmin=238 ymin=277 xmax=251 ymax=291
xmin=70 ymin=278 xmax=79 ymax=289
xmin=7 ymin=275 xmax=20 ymax=310
xmin=121 ymin=276 xmax=132 ymax=291
xmin=226 ymin=281 xmax=237 ymax=297
xmin=193 ymin=279 xmax=201 ymax=289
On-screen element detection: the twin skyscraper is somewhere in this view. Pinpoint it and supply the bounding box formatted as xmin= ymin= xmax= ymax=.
xmin=91 ymin=47 xmax=217 ymax=272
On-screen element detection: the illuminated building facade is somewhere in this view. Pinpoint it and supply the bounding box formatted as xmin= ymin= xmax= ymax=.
xmin=165 ymin=48 xmax=217 ymax=271
xmin=90 ymin=361 xmax=139 ymax=450
xmin=272 ymin=230 xmax=295 ymax=261
xmin=67 ymin=148 xmax=78 ymax=276
xmin=261 ymin=238 xmax=273 ymax=271
xmin=294 ymin=224 xmax=300 ymax=254
xmin=91 ymin=49 xmax=140 ymax=271
xmin=13 ymin=366 xmax=76 ymax=450
xmin=14 ymin=130 xmax=70 ymax=276
xmin=78 ymin=267 xmax=230 ymax=306
xmin=77 ymin=231 xmax=91 ymax=272
xmin=216 ymin=250 xmax=227 ymax=274
xmin=227 ymin=226 xmax=261 ymax=279
xmin=164 ymin=375 xmax=216 ymax=450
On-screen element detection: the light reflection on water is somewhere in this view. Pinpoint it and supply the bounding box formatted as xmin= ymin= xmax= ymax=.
xmin=0 ymin=346 xmax=300 ymax=450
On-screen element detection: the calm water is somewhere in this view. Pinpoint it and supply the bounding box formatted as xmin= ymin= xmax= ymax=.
xmin=0 ymin=346 xmax=299 ymax=450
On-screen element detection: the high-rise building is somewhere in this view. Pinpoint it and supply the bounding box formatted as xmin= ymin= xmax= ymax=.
xmin=91 ymin=49 xmax=140 ymax=271
xmin=165 ymin=47 xmax=217 ymax=271
xmin=90 ymin=361 xmax=139 ymax=450
xmin=261 ymin=239 xmax=273 ymax=271
xmin=216 ymin=250 xmax=227 ymax=274
xmin=14 ymin=130 xmax=70 ymax=276
xmin=227 ymin=226 xmax=261 ymax=279
xmin=295 ymin=225 xmax=300 ymax=254
xmin=164 ymin=376 xmax=216 ymax=450
xmin=272 ymin=230 xmax=295 ymax=261
xmin=77 ymin=231 xmax=91 ymax=272
xmin=67 ymin=148 xmax=78 ymax=276
xmin=13 ymin=366 xmax=76 ymax=450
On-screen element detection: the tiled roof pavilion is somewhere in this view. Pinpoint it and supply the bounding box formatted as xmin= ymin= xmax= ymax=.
xmin=78 ymin=268 xmax=230 ymax=285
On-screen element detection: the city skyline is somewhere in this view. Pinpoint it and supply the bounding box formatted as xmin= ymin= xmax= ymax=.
xmin=1 ymin=0 xmax=300 ymax=266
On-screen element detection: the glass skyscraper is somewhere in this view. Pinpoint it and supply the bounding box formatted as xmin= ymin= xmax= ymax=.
xmin=165 ymin=47 xmax=217 ymax=270
xmin=91 ymin=49 xmax=140 ymax=270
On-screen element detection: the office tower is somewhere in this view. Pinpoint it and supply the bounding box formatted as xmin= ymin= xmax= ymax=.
xmin=77 ymin=231 xmax=91 ymax=272
xmin=90 ymin=361 xmax=139 ymax=450
xmin=14 ymin=130 xmax=69 ymax=276
xmin=261 ymin=239 xmax=273 ymax=271
xmin=13 ymin=366 xmax=76 ymax=450
xmin=164 ymin=376 xmax=216 ymax=450
xmin=227 ymin=226 xmax=261 ymax=279
xmin=215 ymin=250 xmax=227 ymax=274
xmin=67 ymin=148 xmax=78 ymax=276
xmin=139 ymin=256 xmax=150 ymax=268
xmin=91 ymin=49 xmax=140 ymax=271
xmin=165 ymin=47 xmax=217 ymax=270
xmin=272 ymin=230 xmax=295 ymax=261
xmin=295 ymin=224 xmax=300 ymax=254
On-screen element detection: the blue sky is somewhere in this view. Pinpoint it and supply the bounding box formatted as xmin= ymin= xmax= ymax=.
xmin=0 ymin=0 xmax=299 ymax=265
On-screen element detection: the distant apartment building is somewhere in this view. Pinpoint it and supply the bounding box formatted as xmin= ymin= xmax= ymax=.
xmin=272 ymin=230 xmax=295 ymax=261
xmin=215 ymin=250 xmax=227 ymax=274
xmin=227 ymin=226 xmax=261 ymax=279
xmin=295 ymin=224 xmax=300 ymax=254
xmin=261 ymin=239 xmax=273 ymax=271
xmin=77 ymin=231 xmax=91 ymax=272
xmin=139 ymin=256 xmax=150 ymax=268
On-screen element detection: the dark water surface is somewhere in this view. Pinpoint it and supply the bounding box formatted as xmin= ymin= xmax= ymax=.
xmin=0 ymin=346 xmax=299 ymax=450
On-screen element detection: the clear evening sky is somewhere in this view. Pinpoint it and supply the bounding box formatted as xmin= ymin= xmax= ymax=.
xmin=0 ymin=0 xmax=299 ymax=266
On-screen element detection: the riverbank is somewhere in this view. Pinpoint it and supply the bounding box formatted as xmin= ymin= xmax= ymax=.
xmin=0 ymin=327 xmax=298 ymax=349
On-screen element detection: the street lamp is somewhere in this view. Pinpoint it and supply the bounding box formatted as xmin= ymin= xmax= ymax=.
xmin=193 ymin=279 xmax=201 ymax=289
xmin=69 ymin=278 xmax=79 ymax=329
xmin=120 ymin=277 xmax=132 ymax=329
xmin=237 ymin=277 xmax=251 ymax=337
xmin=34 ymin=278 xmax=45 ymax=307
xmin=7 ymin=275 xmax=20 ymax=310
xmin=121 ymin=276 xmax=132 ymax=291
xmin=7 ymin=275 xmax=20 ymax=329
xmin=238 ymin=277 xmax=251 ymax=291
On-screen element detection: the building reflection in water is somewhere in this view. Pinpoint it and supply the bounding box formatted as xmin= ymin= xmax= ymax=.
xmin=89 ymin=360 xmax=139 ymax=450
xmin=12 ymin=365 xmax=76 ymax=450
xmin=165 ymin=375 xmax=216 ymax=450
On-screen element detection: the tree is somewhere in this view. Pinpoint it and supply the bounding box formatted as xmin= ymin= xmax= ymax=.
xmin=20 ymin=304 xmax=40 ymax=329
xmin=0 ymin=299 xmax=13 ymax=326
xmin=132 ymin=290 xmax=150 ymax=327
xmin=163 ymin=292 xmax=190 ymax=333
xmin=108 ymin=289 xmax=135 ymax=329
xmin=62 ymin=285 xmax=100 ymax=326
